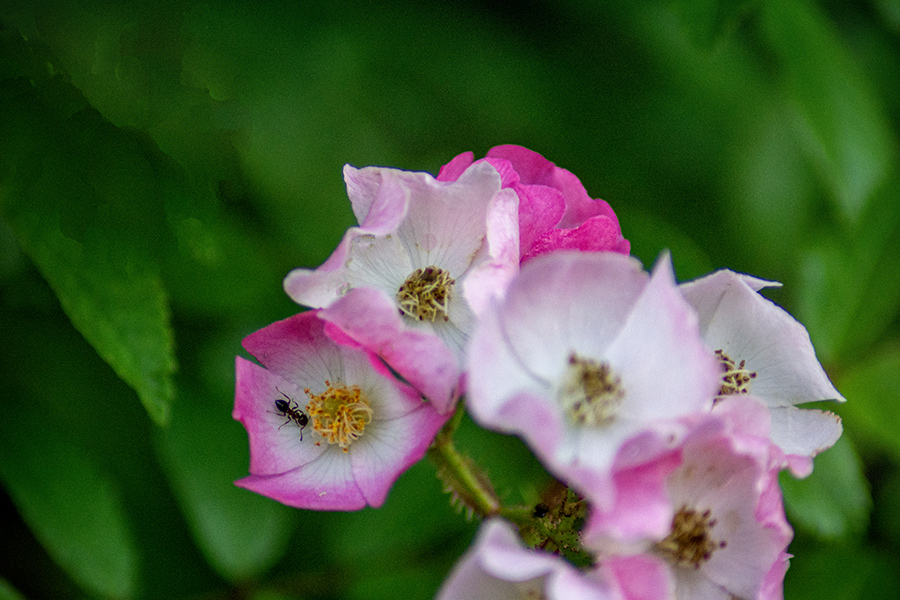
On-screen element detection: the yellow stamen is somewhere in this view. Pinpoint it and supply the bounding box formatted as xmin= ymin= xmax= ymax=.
xmin=396 ymin=266 xmax=455 ymax=322
xmin=304 ymin=381 xmax=373 ymax=452
xmin=559 ymin=353 xmax=624 ymax=426
xmin=655 ymin=506 xmax=726 ymax=569
xmin=715 ymin=349 xmax=757 ymax=400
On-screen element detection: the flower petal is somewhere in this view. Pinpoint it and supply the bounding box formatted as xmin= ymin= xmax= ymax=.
xmin=461 ymin=187 xmax=520 ymax=316
xmin=235 ymin=450 xmax=367 ymax=510
xmin=319 ymin=287 xmax=461 ymax=412
xmin=284 ymin=172 xmax=411 ymax=308
xmin=350 ymin=404 xmax=449 ymax=507
xmin=522 ymin=214 xmax=629 ymax=263
xmin=680 ymin=269 xmax=845 ymax=407
xmin=233 ymin=357 xmax=327 ymax=475
xmin=486 ymin=144 xmax=622 ymax=231
xmin=768 ymin=406 xmax=843 ymax=460
xmin=242 ymin=310 xmax=343 ymax=383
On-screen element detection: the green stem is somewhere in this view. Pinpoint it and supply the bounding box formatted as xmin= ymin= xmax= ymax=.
xmin=427 ymin=403 xmax=500 ymax=517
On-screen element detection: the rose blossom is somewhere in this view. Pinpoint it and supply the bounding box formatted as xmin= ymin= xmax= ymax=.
xmin=587 ymin=397 xmax=793 ymax=600
xmin=437 ymin=519 xmax=615 ymax=600
xmin=233 ymin=311 xmax=447 ymax=510
xmin=679 ymin=269 xmax=844 ymax=476
xmin=438 ymin=145 xmax=629 ymax=262
xmin=466 ymin=251 xmax=721 ymax=510
xmin=283 ymin=161 xmax=519 ymax=412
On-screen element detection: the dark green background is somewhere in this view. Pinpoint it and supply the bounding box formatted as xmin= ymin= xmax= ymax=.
xmin=1 ymin=0 xmax=898 ymax=598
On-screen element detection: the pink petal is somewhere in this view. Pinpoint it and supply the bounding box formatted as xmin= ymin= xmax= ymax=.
xmin=283 ymin=172 xmax=410 ymax=308
xmin=242 ymin=310 xmax=341 ymax=382
xmin=604 ymin=253 xmax=721 ymax=423
xmin=486 ymin=144 xmax=621 ymax=230
xmin=522 ymin=214 xmax=629 ymax=263
xmin=461 ymin=187 xmax=520 ymax=316
xmin=319 ymin=287 xmax=460 ymax=412
xmin=233 ymin=357 xmax=327 ymax=475
xmin=436 ymin=151 xmax=474 ymax=182
xmin=603 ymin=554 xmax=672 ymax=600
xmin=350 ymin=404 xmax=449 ymax=507
xmin=235 ymin=450 xmax=367 ymax=510
xmin=681 ymin=269 xmax=845 ymax=407
xmin=583 ymin=447 xmax=682 ymax=544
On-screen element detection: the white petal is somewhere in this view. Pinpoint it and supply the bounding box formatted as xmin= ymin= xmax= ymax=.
xmin=682 ymin=269 xmax=844 ymax=407
xmin=769 ymin=406 xmax=843 ymax=457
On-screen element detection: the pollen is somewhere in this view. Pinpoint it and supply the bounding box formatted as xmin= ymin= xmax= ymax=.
xmin=654 ymin=506 xmax=726 ymax=569
xmin=715 ymin=349 xmax=757 ymax=400
xmin=304 ymin=380 xmax=374 ymax=452
xmin=558 ymin=353 xmax=624 ymax=426
xmin=396 ymin=266 xmax=455 ymax=322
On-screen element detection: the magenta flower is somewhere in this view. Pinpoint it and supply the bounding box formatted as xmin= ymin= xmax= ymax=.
xmin=233 ymin=311 xmax=448 ymax=510
xmin=466 ymin=251 xmax=721 ymax=509
xmin=283 ymin=162 xmax=519 ymax=411
xmin=437 ymin=145 xmax=629 ymax=262
xmin=436 ymin=519 xmax=615 ymax=600
xmin=587 ymin=398 xmax=793 ymax=600
xmin=679 ymin=269 xmax=844 ymax=476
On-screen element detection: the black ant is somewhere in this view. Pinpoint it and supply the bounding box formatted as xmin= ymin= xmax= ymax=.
xmin=270 ymin=388 xmax=309 ymax=440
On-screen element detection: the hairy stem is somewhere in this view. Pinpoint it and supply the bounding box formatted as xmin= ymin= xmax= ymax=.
xmin=427 ymin=403 xmax=500 ymax=517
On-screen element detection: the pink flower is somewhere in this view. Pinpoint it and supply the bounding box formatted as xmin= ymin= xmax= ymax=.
xmin=466 ymin=251 xmax=721 ymax=510
xmin=232 ymin=311 xmax=448 ymax=510
xmin=437 ymin=519 xmax=615 ymax=600
xmin=283 ymin=162 xmax=519 ymax=412
xmin=587 ymin=398 xmax=793 ymax=600
xmin=679 ymin=269 xmax=844 ymax=476
xmin=438 ymin=145 xmax=629 ymax=262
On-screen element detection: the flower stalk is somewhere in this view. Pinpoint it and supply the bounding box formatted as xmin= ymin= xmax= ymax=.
xmin=428 ymin=403 xmax=501 ymax=518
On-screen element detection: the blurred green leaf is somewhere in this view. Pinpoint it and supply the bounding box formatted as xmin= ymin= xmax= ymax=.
xmin=155 ymin=384 xmax=297 ymax=583
xmin=671 ymin=0 xmax=759 ymax=50
xmin=796 ymin=176 xmax=900 ymax=363
xmin=785 ymin=543 xmax=900 ymax=600
xmin=835 ymin=347 xmax=900 ymax=464
xmin=0 ymin=413 xmax=138 ymax=600
xmin=0 ymin=578 xmax=27 ymax=600
xmin=761 ymin=0 xmax=898 ymax=223
xmin=872 ymin=0 xmax=900 ymax=33
xmin=873 ymin=469 xmax=900 ymax=548
xmin=346 ymin=568 xmax=444 ymax=600
xmin=727 ymin=107 xmax=818 ymax=281
xmin=0 ymin=37 xmax=176 ymax=424
xmin=330 ymin=460 xmax=476 ymax=570
xmin=780 ymin=435 xmax=871 ymax=540
xmin=623 ymin=209 xmax=714 ymax=282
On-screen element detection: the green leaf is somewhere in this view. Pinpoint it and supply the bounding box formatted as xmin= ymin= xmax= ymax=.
xmin=0 ymin=578 xmax=27 ymax=600
xmin=835 ymin=347 xmax=900 ymax=464
xmin=155 ymin=384 xmax=297 ymax=582
xmin=796 ymin=176 xmax=900 ymax=363
xmin=780 ymin=435 xmax=871 ymax=540
xmin=761 ymin=0 xmax=898 ymax=222
xmin=0 ymin=413 xmax=138 ymax=600
xmin=672 ymin=0 xmax=760 ymax=50
xmin=785 ymin=543 xmax=900 ymax=600
xmin=0 ymin=37 xmax=176 ymax=424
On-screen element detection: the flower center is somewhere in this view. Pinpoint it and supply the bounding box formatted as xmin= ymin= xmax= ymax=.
xmin=396 ymin=266 xmax=455 ymax=322
xmin=654 ymin=506 xmax=726 ymax=569
xmin=558 ymin=353 xmax=624 ymax=426
xmin=715 ymin=349 xmax=757 ymax=400
xmin=304 ymin=381 xmax=373 ymax=452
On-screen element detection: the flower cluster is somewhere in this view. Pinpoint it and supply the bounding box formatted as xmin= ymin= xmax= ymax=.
xmin=233 ymin=145 xmax=843 ymax=598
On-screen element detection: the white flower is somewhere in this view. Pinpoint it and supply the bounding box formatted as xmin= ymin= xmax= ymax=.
xmin=283 ymin=162 xmax=519 ymax=411
xmin=679 ymin=269 xmax=844 ymax=475
xmin=466 ymin=251 xmax=721 ymax=509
